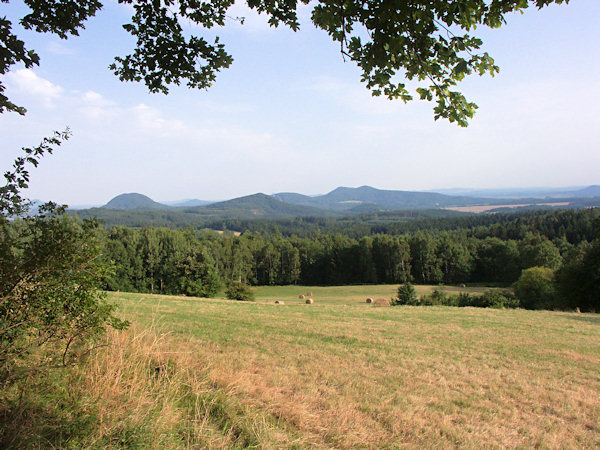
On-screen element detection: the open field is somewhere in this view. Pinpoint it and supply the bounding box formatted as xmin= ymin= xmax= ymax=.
xmin=443 ymin=202 xmax=571 ymax=213
xmin=3 ymin=286 xmax=599 ymax=447
xmin=253 ymin=284 xmax=491 ymax=305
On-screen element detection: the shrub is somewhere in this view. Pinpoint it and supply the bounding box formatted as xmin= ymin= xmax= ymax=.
xmin=0 ymin=135 xmax=128 ymax=385
xmin=476 ymin=289 xmax=520 ymax=309
xmin=394 ymin=282 xmax=418 ymax=305
xmin=418 ymin=289 xmax=460 ymax=306
xmin=456 ymin=292 xmax=475 ymax=307
xmin=225 ymin=282 xmax=255 ymax=302
xmin=513 ymin=267 xmax=557 ymax=310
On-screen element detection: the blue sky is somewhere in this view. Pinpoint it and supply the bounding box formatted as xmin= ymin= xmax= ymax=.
xmin=1 ymin=0 xmax=599 ymax=206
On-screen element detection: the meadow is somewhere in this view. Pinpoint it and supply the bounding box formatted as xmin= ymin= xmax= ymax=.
xmin=2 ymin=285 xmax=599 ymax=448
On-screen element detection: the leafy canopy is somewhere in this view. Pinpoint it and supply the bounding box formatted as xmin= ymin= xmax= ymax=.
xmin=1 ymin=0 xmax=569 ymax=125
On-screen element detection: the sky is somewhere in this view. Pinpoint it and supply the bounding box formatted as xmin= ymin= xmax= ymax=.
xmin=1 ymin=0 xmax=599 ymax=206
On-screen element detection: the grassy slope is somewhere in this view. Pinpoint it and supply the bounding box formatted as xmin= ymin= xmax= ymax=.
xmin=3 ymin=286 xmax=599 ymax=447
xmin=117 ymin=288 xmax=599 ymax=447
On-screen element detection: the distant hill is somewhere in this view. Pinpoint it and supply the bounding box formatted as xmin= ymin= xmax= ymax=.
xmin=75 ymin=192 xmax=336 ymax=226
xmin=430 ymin=185 xmax=599 ymax=199
xmin=163 ymin=199 xmax=214 ymax=207
xmin=102 ymin=193 xmax=169 ymax=210
xmin=199 ymin=193 xmax=335 ymax=219
xmin=71 ymin=185 xmax=600 ymax=229
xmin=570 ymin=185 xmax=600 ymax=198
xmin=275 ymin=185 xmax=490 ymax=211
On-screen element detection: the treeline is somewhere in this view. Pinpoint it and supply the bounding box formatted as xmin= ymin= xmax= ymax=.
xmin=201 ymin=208 xmax=600 ymax=240
xmin=98 ymin=209 xmax=600 ymax=310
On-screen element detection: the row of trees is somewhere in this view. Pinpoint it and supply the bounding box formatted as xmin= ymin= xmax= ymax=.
xmin=97 ymin=219 xmax=598 ymax=311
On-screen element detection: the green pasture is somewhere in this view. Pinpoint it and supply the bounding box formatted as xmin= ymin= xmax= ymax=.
xmin=253 ymin=283 xmax=490 ymax=304
xmin=101 ymin=285 xmax=600 ymax=447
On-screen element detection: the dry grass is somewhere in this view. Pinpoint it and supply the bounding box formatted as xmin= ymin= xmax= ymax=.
xmin=444 ymin=202 xmax=571 ymax=213
xmin=105 ymin=291 xmax=600 ymax=447
xmin=3 ymin=287 xmax=600 ymax=447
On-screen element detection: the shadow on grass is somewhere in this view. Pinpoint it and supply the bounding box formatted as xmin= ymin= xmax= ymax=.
xmin=566 ymin=314 xmax=600 ymax=325
xmin=0 ymin=395 xmax=150 ymax=449
xmin=0 ymin=397 xmax=97 ymax=449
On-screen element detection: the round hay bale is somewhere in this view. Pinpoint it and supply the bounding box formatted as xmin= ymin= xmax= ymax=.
xmin=275 ymin=300 xmax=285 ymax=305
xmin=373 ymin=298 xmax=390 ymax=307
xmin=298 ymin=294 xmax=305 ymax=299
xmin=305 ymin=298 xmax=314 ymax=304
xmin=366 ymin=297 xmax=373 ymax=303
xmin=306 ymin=291 xmax=313 ymax=297
xmin=460 ymin=283 xmax=466 ymax=288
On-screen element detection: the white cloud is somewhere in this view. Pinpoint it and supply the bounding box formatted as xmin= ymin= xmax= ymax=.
xmin=46 ymin=41 xmax=76 ymax=56
xmin=77 ymin=90 xmax=119 ymax=120
xmin=131 ymin=103 xmax=187 ymax=136
xmin=82 ymin=90 xmax=114 ymax=107
xmin=308 ymin=76 xmax=412 ymax=116
xmin=5 ymin=69 xmax=63 ymax=107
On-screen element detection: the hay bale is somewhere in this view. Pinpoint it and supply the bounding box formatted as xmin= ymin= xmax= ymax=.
xmin=373 ymin=298 xmax=390 ymax=307
xmin=305 ymin=298 xmax=314 ymax=304
xmin=306 ymin=291 xmax=313 ymax=297
xmin=275 ymin=300 xmax=285 ymax=305
xmin=298 ymin=294 xmax=305 ymax=299
xmin=366 ymin=297 xmax=373 ymax=303
xmin=460 ymin=283 xmax=466 ymax=288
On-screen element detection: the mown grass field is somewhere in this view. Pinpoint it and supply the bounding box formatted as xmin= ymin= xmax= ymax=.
xmin=3 ymin=285 xmax=600 ymax=448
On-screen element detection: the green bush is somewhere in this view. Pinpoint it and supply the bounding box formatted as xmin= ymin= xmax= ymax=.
xmin=225 ymin=281 xmax=255 ymax=301
xmin=0 ymin=135 xmax=128 ymax=385
xmin=513 ymin=267 xmax=557 ymax=310
xmin=452 ymin=290 xmax=519 ymax=309
xmin=476 ymin=289 xmax=520 ymax=309
xmin=394 ymin=282 xmax=418 ymax=305
xmin=419 ymin=289 xmax=450 ymax=306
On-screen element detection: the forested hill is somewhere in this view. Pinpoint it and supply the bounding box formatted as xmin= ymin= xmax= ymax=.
xmin=273 ymin=185 xmax=492 ymax=210
xmin=102 ymin=193 xmax=169 ymax=210
xmin=191 ymin=193 xmax=336 ymax=218
xmin=73 ymin=186 xmax=600 ymax=228
xmin=75 ymin=193 xmax=337 ymax=226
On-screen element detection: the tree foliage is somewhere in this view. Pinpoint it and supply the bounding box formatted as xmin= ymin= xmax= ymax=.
xmin=513 ymin=266 xmax=557 ymax=310
xmin=1 ymin=0 xmax=570 ymax=124
xmin=0 ymin=134 xmax=128 ymax=384
xmin=556 ymin=240 xmax=600 ymax=312
xmin=394 ymin=282 xmax=417 ymax=306
xmin=225 ymin=281 xmax=255 ymax=302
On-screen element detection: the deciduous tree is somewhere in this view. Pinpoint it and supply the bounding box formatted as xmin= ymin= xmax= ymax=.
xmin=1 ymin=0 xmax=571 ymax=125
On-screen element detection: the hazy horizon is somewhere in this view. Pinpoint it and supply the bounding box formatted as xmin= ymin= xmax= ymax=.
xmin=50 ymin=183 xmax=597 ymax=209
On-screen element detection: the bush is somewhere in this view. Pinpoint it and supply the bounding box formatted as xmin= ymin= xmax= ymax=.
xmin=513 ymin=267 xmax=557 ymax=310
xmin=0 ymin=135 xmax=128 ymax=384
xmin=476 ymin=289 xmax=520 ymax=309
xmin=419 ymin=289 xmax=451 ymax=306
xmin=225 ymin=281 xmax=255 ymax=301
xmin=394 ymin=282 xmax=418 ymax=305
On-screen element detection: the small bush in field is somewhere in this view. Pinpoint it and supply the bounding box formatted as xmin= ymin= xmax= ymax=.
xmin=225 ymin=282 xmax=255 ymax=301
xmin=477 ymin=289 xmax=520 ymax=309
xmin=394 ymin=282 xmax=418 ymax=305
xmin=420 ymin=289 xmax=454 ymax=306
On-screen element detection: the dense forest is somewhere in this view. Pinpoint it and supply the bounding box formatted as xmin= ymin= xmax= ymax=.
xmin=96 ymin=208 xmax=600 ymax=311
